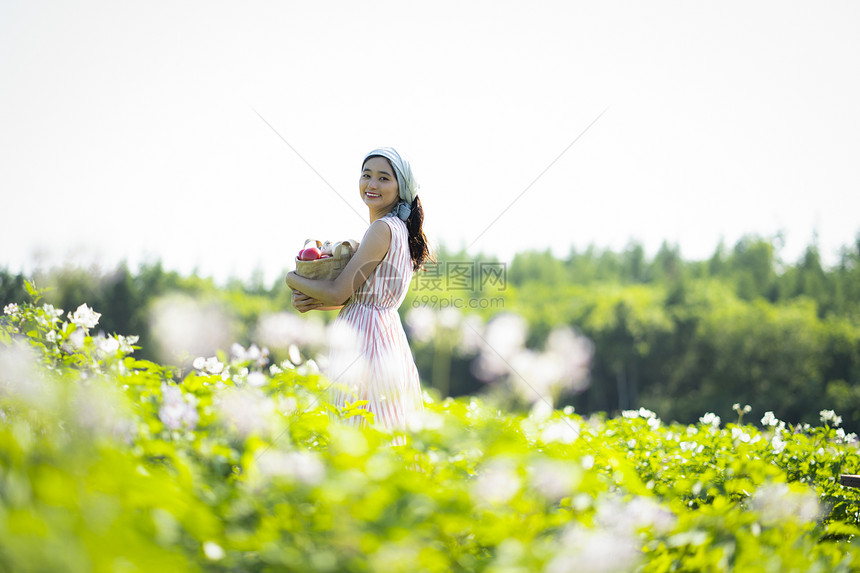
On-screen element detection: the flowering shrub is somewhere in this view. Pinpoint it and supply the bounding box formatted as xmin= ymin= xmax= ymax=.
xmin=2 ymin=289 xmax=860 ymax=571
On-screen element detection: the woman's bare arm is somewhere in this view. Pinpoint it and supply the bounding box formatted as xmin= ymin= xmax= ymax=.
xmin=286 ymin=220 xmax=391 ymax=307
xmin=291 ymin=290 xmax=344 ymax=313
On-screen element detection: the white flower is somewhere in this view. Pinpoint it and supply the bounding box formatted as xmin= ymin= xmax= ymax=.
xmin=72 ymin=382 xmax=133 ymax=440
xmin=595 ymin=495 xmax=677 ymax=534
xmin=230 ymin=343 xmax=247 ymax=361
xmin=623 ymin=407 xmax=657 ymax=420
xmin=67 ymin=328 xmax=86 ymax=350
xmin=246 ymin=344 xmax=262 ymax=362
xmin=246 ymin=371 xmax=266 ymax=387
xmin=732 ymin=427 xmax=751 ymax=443
xmin=288 ymin=344 xmax=303 ymax=366
xmin=269 ymin=364 xmax=283 ymax=376
xmin=751 ymin=483 xmax=821 ymax=526
xmin=471 ymin=459 xmax=520 ymax=505
xmin=528 ymin=459 xmax=580 ymax=501
xmin=158 ymin=383 xmax=199 ymax=431
xmin=148 ymin=295 xmax=235 ymax=366
xmin=438 ymin=307 xmax=462 ymax=330
xmin=503 ymin=326 xmax=591 ymax=402
xmin=257 ymin=450 xmax=325 ymax=485
xmin=203 ymin=541 xmax=225 ymax=561
xmin=472 ymin=313 xmax=527 ymax=381
xmin=117 ymin=335 xmax=139 ymax=354
xmin=820 ymin=409 xmax=842 ymax=427
xmin=406 ymin=410 xmax=444 ymax=432
xmin=761 ymin=411 xmax=779 ymax=427
xmin=833 ymin=428 xmax=857 ymax=444
xmin=41 ymin=304 xmax=64 ymax=320
xmin=0 ymin=341 xmax=47 ymax=402
xmin=405 ymin=306 xmax=436 ymax=343
xmin=457 ymin=313 xmax=485 ymax=356
xmin=540 ymin=420 xmax=580 ymax=444
xmin=255 ymin=311 xmax=326 ymax=351
xmin=547 ymin=523 xmax=641 ymax=573
xmin=699 ymin=412 xmax=721 ymax=428
xmin=639 ymin=407 xmax=656 ymax=419
xmin=297 ymin=359 xmax=319 ymax=376
xmin=278 ymin=395 xmax=298 ymax=415
xmin=97 ymin=336 xmax=120 ymax=355
xmin=771 ymin=434 xmax=787 ymax=453
xmin=3 ymin=303 xmax=19 ymax=316
xmin=45 ymin=330 xmax=58 ymax=343
xmin=192 ymin=357 xmax=206 ymax=371
xmin=68 ymin=303 xmax=101 ymax=330
xmin=204 ymin=357 xmax=224 ymax=375
xmin=217 ymin=388 xmax=274 ymax=437
xmin=231 ymin=343 xmax=267 ymax=367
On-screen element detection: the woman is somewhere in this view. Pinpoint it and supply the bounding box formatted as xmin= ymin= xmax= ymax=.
xmin=285 ymin=147 xmax=432 ymax=430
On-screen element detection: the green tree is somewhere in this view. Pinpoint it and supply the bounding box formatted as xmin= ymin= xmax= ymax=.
xmin=727 ymin=235 xmax=778 ymax=301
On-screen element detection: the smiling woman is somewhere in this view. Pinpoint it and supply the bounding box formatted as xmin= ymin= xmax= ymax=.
xmin=285 ymin=147 xmax=433 ymax=431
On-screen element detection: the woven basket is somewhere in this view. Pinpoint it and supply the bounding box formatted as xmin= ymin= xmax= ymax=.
xmin=295 ymin=239 xmax=359 ymax=281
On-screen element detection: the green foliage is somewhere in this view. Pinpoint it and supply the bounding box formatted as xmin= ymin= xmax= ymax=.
xmin=4 ymin=294 xmax=860 ymax=571
xmin=0 ymin=263 xmax=295 ymax=365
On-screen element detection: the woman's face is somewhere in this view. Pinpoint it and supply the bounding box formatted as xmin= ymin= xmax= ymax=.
xmin=360 ymin=156 xmax=400 ymax=212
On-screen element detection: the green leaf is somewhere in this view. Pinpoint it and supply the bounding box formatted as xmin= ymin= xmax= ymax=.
xmin=825 ymin=521 xmax=860 ymax=537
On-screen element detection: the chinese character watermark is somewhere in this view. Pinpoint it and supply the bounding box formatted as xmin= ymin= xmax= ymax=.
xmin=412 ymin=261 xmax=506 ymax=309
xmin=414 ymin=261 xmax=506 ymax=292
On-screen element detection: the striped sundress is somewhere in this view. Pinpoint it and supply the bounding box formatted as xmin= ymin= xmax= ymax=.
xmin=327 ymin=213 xmax=424 ymax=430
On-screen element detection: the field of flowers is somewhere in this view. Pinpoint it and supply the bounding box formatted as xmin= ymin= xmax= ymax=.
xmin=3 ymin=288 xmax=860 ymax=572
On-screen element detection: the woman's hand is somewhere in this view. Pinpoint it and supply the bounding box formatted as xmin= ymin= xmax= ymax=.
xmin=292 ymin=289 xmax=322 ymax=313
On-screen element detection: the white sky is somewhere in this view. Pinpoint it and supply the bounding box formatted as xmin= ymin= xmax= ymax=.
xmin=1 ymin=0 xmax=858 ymax=284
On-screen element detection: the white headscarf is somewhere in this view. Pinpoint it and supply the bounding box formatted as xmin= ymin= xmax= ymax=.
xmin=363 ymin=147 xmax=419 ymax=221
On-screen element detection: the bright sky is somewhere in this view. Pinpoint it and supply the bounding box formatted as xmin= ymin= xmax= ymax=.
xmin=2 ymin=0 xmax=858 ymax=284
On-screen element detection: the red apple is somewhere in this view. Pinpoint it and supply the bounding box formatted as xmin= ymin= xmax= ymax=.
xmin=298 ymin=247 xmax=322 ymax=261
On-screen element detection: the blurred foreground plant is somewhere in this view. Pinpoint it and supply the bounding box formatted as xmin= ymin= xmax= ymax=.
xmin=2 ymin=287 xmax=860 ymax=572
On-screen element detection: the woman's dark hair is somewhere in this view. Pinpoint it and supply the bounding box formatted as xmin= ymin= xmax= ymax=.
xmin=405 ymin=196 xmax=434 ymax=272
